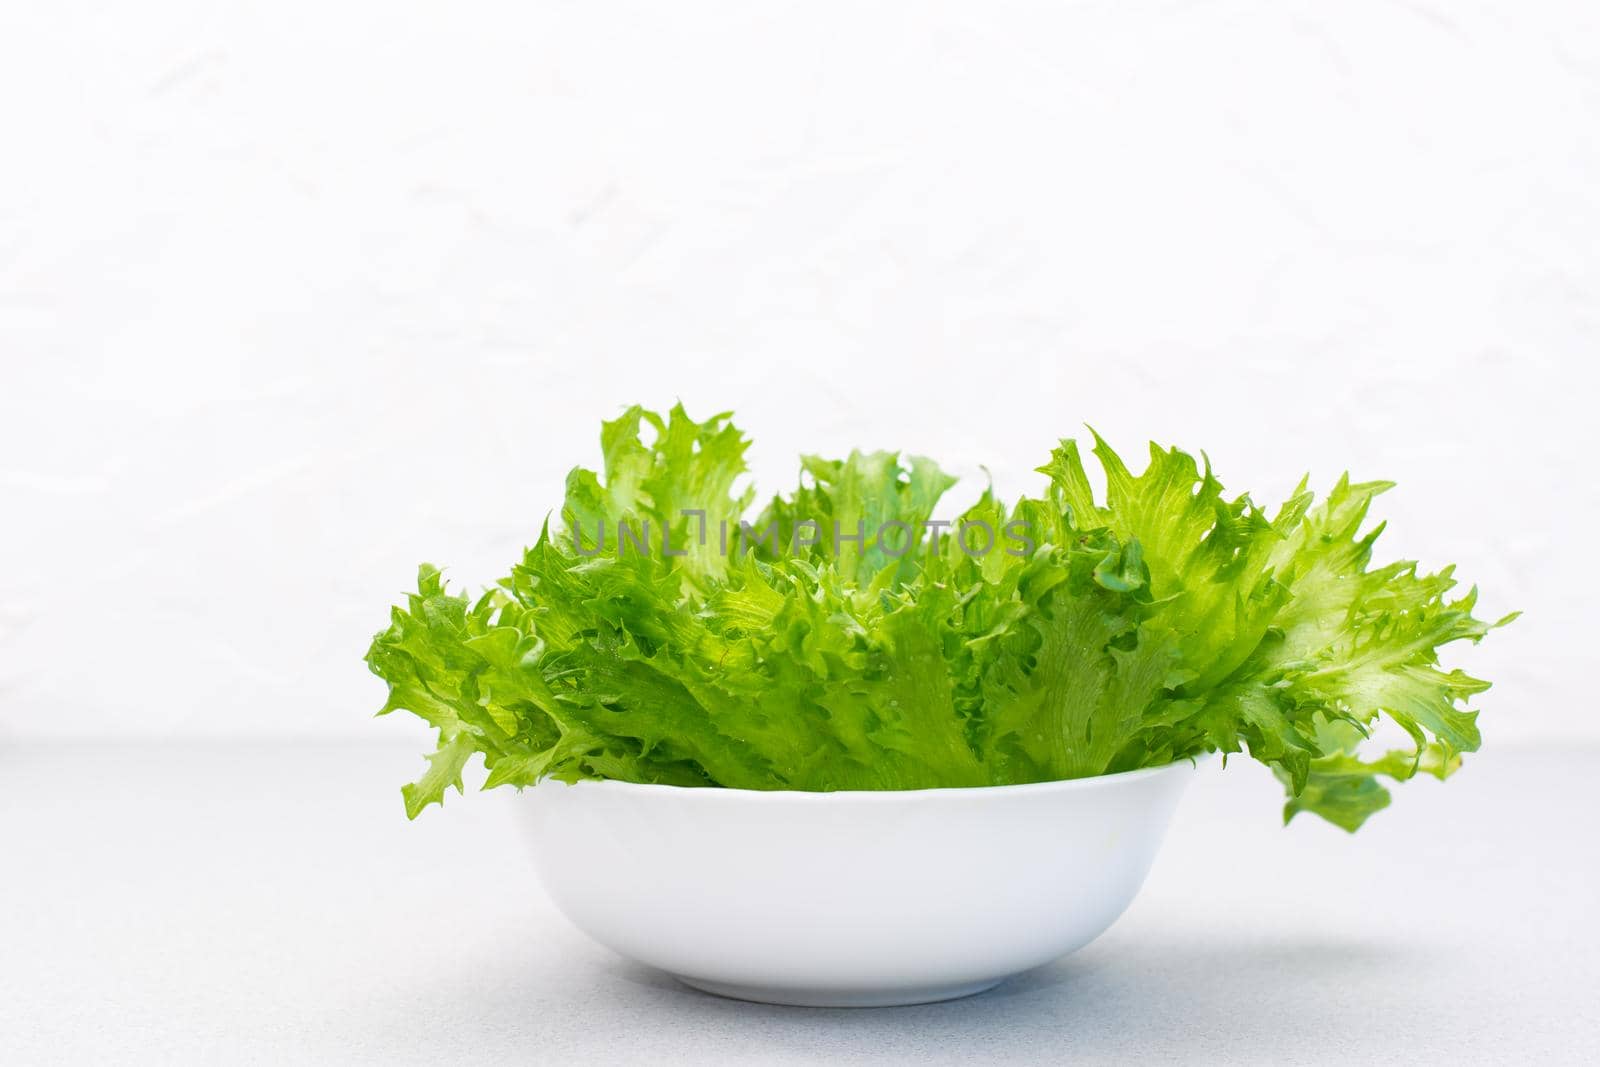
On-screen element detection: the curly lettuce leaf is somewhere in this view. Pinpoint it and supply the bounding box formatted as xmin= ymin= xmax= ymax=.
xmin=366 ymin=405 xmax=1511 ymax=830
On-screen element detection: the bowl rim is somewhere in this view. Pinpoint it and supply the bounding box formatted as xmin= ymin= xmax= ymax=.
xmin=534 ymin=753 xmax=1207 ymax=803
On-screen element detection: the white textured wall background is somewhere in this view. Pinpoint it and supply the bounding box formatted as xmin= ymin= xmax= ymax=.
xmin=2 ymin=2 xmax=1594 ymax=742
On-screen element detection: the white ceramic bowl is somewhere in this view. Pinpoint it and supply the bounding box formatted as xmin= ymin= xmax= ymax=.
xmin=519 ymin=759 xmax=1199 ymax=1007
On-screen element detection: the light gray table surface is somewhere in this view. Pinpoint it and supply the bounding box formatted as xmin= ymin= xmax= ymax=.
xmin=3 ymin=741 xmax=1595 ymax=1064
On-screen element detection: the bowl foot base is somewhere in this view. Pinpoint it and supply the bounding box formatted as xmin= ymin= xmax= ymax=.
xmin=673 ymin=974 xmax=1008 ymax=1008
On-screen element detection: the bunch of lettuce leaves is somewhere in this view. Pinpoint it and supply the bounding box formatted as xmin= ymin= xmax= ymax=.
xmin=367 ymin=405 xmax=1513 ymax=830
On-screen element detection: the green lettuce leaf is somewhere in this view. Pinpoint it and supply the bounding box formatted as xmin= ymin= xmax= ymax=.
xmin=366 ymin=405 xmax=1512 ymax=829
